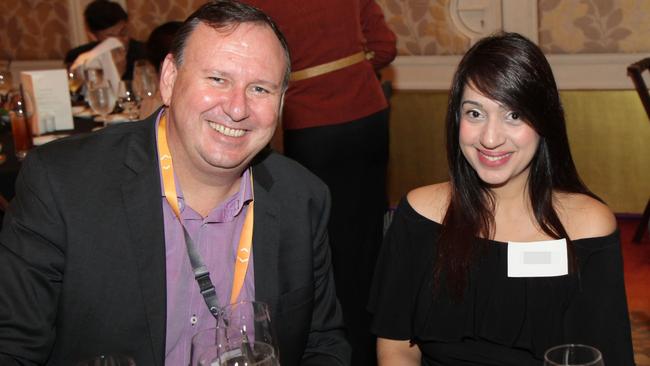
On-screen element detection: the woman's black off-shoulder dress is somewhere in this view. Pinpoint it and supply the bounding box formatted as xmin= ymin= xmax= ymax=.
xmin=368 ymin=198 xmax=635 ymax=366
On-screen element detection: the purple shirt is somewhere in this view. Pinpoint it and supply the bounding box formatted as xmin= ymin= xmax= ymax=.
xmin=156 ymin=115 xmax=255 ymax=366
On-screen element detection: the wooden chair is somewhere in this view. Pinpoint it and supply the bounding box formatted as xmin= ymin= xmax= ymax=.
xmin=627 ymin=58 xmax=650 ymax=243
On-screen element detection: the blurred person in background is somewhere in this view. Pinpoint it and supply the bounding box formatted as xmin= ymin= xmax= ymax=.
xmin=139 ymin=20 xmax=183 ymax=118
xmin=64 ymin=0 xmax=146 ymax=81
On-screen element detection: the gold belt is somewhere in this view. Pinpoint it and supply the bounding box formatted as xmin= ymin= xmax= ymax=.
xmin=290 ymin=51 xmax=374 ymax=82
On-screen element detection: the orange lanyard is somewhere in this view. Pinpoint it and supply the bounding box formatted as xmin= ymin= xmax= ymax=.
xmin=157 ymin=113 xmax=254 ymax=306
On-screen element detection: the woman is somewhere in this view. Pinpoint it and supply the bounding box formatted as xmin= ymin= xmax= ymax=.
xmin=368 ymin=33 xmax=635 ymax=366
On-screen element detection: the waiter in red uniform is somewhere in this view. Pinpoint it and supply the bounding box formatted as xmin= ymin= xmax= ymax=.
xmin=243 ymin=1 xmax=397 ymax=364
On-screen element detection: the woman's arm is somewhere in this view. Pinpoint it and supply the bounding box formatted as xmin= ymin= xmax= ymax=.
xmin=377 ymin=338 xmax=421 ymax=366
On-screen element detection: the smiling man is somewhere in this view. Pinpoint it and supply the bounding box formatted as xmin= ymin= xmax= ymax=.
xmin=0 ymin=1 xmax=349 ymax=365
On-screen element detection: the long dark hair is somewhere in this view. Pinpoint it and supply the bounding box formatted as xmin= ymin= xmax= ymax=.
xmin=436 ymin=32 xmax=598 ymax=298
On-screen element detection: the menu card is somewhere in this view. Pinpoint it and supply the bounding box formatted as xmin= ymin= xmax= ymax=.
xmin=20 ymin=69 xmax=74 ymax=134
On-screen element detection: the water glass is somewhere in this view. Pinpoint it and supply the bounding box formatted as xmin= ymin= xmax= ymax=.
xmin=76 ymin=354 xmax=136 ymax=366
xmin=219 ymin=301 xmax=278 ymax=360
xmin=199 ymin=341 xmax=278 ymax=366
xmin=544 ymin=344 xmax=604 ymax=366
xmin=191 ymin=327 xmax=223 ymax=366
xmin=132 ymin=60 xmax=157 ymax=100
xmin=88 ymin=80 xmax=116 ymax=126
xmin=117 ymin=81 xmax=140 ymax=120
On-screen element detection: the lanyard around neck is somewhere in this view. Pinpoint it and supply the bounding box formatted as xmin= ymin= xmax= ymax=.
xmin=157 ymin=112 xmax=254 ymax=311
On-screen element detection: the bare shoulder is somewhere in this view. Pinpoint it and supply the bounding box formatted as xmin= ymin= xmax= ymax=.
xmin=406 ymin=182 xmax=451 ymax=223
xmin=555 ymin=192 xmax=617 ymax=239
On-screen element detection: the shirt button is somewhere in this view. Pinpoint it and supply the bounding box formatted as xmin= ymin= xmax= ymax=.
xmin=190 ymin=315 xmax=198 ymax=325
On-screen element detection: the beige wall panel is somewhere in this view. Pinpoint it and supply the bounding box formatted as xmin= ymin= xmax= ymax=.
xmin=125 ymin=0 xmax=204 ymax=42
xmin=0 ymin=0 xmax=71 ymax=60
xmin=387 ymin=91 xmax=449 ymax=206
xmin=539 ymin=0 xmax=650 ymax=53
xmin=387 ymin=90 xmax=650 ymax=214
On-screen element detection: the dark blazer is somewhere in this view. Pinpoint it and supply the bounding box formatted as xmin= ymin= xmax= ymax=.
xmin=0 ymin=113 xmax=350 ymax=365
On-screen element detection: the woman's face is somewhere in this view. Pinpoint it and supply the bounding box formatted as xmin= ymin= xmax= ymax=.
xmin=458 ymin=83 xmax=540 ymax=188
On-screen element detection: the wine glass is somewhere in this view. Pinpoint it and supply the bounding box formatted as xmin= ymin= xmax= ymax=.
xmin=191 ymin=327 xmax=277 ymax=366
xmin=199 ymin=341 xmax=278 ymax=366
xmin=544 ymin=344 xmax=604 ymax=366
xmin=87 ymin=79 xmax=116 ymax=127
xmin=0 ymin=70 xmax=12 ymax=106
xmin=132 ymin=60 xmax=157 ymax=100
xmin=68 ymin=67 xmax=85 ymax=103
xmin=76 ymin=354 xmax=136 ymax=366
xmin=219 ymin=301 xmax=278 ymax=361
xmin=191 ymin=327 xmax=223 ymax=366
xmin=117 ymin=81 xmax=140 ymax=121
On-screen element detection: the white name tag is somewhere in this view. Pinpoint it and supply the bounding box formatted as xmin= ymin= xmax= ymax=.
xmin=507 ymin=238 xmax=568 ymax=277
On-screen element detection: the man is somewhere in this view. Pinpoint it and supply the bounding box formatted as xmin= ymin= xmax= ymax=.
xmin=0 ymin=1 xmax=349 ymax=365
xmin=64 ymin=0 xmax=146 ymax=80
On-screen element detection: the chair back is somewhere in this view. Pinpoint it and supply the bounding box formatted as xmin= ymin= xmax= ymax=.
xmin=627 ymin=57 xmax=650 ymax=120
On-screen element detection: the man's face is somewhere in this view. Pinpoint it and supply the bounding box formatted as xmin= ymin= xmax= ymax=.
xmin=159 ymin=22 xmax=286 ymax=175
xmin=93 ymin=20 xmax=129 ymax=46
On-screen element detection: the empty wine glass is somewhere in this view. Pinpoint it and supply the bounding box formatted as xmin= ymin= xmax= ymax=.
xmin=191 ymin=327 xmax=277 ymax=366
xmin=219 ymin=301 xmax=278 ymax=361
xmin=544 ymin=344 xmax=604 ymax=366
xmin=76 ymin=354 xmax=136 ymax=366
xmin=117 ymin=81 xmax=139 ymax=120
xmin=200 ymin=341 xmax=278 ymax=366
xmin=132 ymin=60 xmax=157 ymax=100
xmin=88 ymin=79 xmax=116 ymax=127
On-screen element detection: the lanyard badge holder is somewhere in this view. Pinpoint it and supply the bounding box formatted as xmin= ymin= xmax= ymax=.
xmin=157 ymin=113 xmax=254 ymax=317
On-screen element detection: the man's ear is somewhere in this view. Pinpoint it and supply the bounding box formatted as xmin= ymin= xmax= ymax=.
xmin=159 ymin=54 xmax=177 ymax=106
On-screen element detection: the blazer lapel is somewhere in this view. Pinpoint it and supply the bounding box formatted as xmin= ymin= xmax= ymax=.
xmin=121 ymin=119 xmax=167 ymax=366
xmin=252 ymin=160 xmax=281 ymax=312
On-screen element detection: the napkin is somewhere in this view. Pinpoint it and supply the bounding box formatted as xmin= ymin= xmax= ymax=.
xmin=70 ymin=37 xmax=124 ymax=96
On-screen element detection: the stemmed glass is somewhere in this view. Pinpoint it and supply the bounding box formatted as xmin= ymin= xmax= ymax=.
xmin=132 ymin=60 xmax=157 ymax=100
xmin=117 ymin=81 xmax=140 ymax=121
xmin=544 ymin=344 xmax=604 ymax=366
xmin=87 ymin=78 xmax=116 ymax=127
xmin=190 ymin=301 xmax=279 ymax=366
xmin=219 ymin=301 xmax=279 ymax=359
xmin=191 ymin=327 xmax=278 ymax=366
xmin=68 ymin=67 xmax=85 ymax=103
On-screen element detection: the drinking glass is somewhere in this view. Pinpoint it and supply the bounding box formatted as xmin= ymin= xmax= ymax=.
xmin=219 ymin=301 xmax=278 ymax=361
xmin=84 ymin=68 xmax=104 ymax=89
xmin=198 ymin=341 xmax=278 ymax=366
xmin=88 ymin=80 xmax=116 ymax=126
xmin=132 ymin=60 xmax=157 ymax=100
xmin=6 ymin=89 xmax=33 ymax=160
xmin=191 ymin=327 xmax=223 ymax=366
xmin=117 ymin=81 xmax=140 ymax=120
xmin=68 ymin=68 xmax=85 ymax=95
xmin=544 ymin=344 xmax=604 ymax=366
xmin=0 ymin=70 xmax=12 ymax=106
xmin=76 ymin=354 xmax=136 ymax=366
